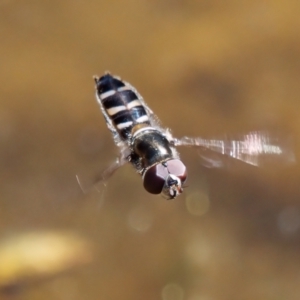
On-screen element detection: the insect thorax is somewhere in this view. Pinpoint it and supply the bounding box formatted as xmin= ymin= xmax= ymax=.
xmin=130 ymin=127 xmax=177 ymax=173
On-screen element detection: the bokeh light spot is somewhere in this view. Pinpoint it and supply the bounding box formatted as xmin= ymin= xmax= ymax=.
xmin=162 ymin=283 xmax=184 ymax=300
xmin=127 ymin=206 xmax=153 ymax=232
xmin=277 ymin=206 xmax=300 ymax=235
xmin=185 ymin=191 xmax=210 ymax=216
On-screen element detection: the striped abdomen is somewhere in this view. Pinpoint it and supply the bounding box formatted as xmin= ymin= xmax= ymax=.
xmin=95 ymin=73 xmax=150 ymax=140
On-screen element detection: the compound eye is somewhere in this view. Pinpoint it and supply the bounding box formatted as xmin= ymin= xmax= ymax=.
xmin=165 ymin=159 xmax=187 ymax=184
xmin=143 ymin=164 xmax=169 ymax=194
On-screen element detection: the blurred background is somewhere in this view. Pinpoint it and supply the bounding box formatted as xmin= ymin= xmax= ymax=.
xmin=1 ymin=0 xmax=300 ymax=299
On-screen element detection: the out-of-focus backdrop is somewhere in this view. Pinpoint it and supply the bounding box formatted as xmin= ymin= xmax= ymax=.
xmin=1 ymin=1 xmax=300 ymax=299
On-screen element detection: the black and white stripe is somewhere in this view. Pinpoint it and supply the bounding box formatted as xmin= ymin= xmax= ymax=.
xmin=95 ymin=74 xmax=150 ymax=139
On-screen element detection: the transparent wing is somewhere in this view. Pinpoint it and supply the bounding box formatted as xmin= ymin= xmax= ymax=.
xmin=76 ymin=149 xmax=130 ymax=193
xmin=174 ymin=131 xmax=295 ymax=167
